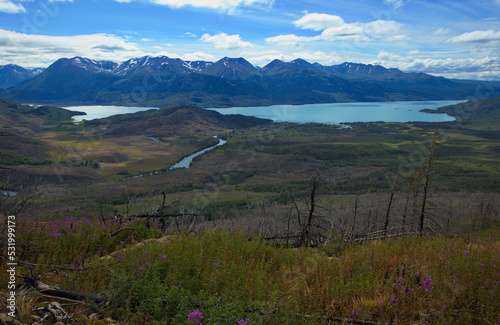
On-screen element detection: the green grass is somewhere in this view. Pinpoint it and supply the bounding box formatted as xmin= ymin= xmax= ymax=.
xmin=2 ymin=215 xmax=499 ymax=324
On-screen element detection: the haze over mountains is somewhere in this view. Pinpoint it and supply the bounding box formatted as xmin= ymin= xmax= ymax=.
xmin=1 ymin=56 xmax=499 ymax=108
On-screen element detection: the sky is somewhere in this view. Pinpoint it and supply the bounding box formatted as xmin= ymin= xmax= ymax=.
xmin=0 ymin=0 xmax=499 ymax=80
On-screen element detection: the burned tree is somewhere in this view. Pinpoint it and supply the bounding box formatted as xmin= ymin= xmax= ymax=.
xmin=418 ymin=126 xmax=443 ymax=236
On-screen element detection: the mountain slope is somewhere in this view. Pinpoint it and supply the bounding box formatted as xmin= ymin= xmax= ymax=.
xmin=5 ymin=57 xmax=120 ymax=103
xmin=114 ymin=55 xmax=194 ymax=77
xmin=201 ymin=57 xmax=258 ymax=79
xmin=317 ymin=62 xmax=404 ymax=80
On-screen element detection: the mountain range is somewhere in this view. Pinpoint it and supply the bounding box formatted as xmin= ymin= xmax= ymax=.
xmin=1 ymin=56 xmax=499 ymax=107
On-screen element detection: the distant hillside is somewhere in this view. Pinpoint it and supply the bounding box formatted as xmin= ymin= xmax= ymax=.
xmin=4 ymin=56 xmax=498 ymax=107
xmin=0 ymin=97 xmax=84 ymax=134
xmin=0 ymin=97 xmax=84 ymax=120
xmin=0 ymin=130 xmax=55 ymax=166
xmin=85 ymin=105 xmax=272 ymax=137
xmin=431 ymin=95 xmax=500 ymax=130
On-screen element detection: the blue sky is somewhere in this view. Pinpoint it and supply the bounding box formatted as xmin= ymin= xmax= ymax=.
xmin=0 ymin=0 xmax=499 ymax=80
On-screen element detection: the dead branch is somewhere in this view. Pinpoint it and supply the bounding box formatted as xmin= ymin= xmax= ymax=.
xmin=19 ymin=275 xmax=109 ymax=304
xmin=0 ymin=254 xmax=91 ymax=271
xmin=109 ymin=227 xmax=144 ymax=241
xmin=298 ymin=313 xmax=393 ymax=325
xmin=33 ymin=301 xmax=80 ymax=325
xmin=348 ymin=231 xmax=425 ymax=243
xmin=5 ymin=187 xmax=37 ymax=216
xmin=133 ymin=213 xmax=199 ymax=219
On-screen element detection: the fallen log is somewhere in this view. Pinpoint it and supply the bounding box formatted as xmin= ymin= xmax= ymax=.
xmin=298 ymin=313 xmax=393 ymax=325
xmin=20 ymin=275 xmax=109 ymax=304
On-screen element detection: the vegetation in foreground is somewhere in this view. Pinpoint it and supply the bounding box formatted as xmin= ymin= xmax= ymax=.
xmin=1 ymin=97 xmax=499 ymax=324
xmin=0 ymin=215 xmax=499 ymax=324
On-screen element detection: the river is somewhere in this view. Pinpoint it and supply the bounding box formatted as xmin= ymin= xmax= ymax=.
xmin=170 ymin=138 xmax=227 ymax=170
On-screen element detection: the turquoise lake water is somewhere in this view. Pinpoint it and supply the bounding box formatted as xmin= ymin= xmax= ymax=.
xmin=68 ymin=100 xmax=464 ymax=124
xmin=208 ymin=100 xmax=464 ymax=124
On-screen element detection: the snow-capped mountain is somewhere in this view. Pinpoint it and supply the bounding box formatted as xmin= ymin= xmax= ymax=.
xmin=201 ymin=57 xmax=257 ymax=79
xmin=0 ymin=64 xmax=45 ymax=89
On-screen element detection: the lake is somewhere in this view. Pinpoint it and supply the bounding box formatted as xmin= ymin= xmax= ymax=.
xmin=208 ymin=100 xmax=464 ymax=124
xmin=67 ymin=100 xmax=464 ymax=124
xmin=67 ymin=105 xmax=158 ymax=122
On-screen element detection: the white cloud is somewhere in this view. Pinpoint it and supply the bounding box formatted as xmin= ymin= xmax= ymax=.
xmin=293 ymin=13 xmax=344 ymax=31
xmin=373 ymin=50 xmax=500 ymax=80
xmin=320 ymin=24 xmax=369 ymax=41
xmin=446 ymin=30 xmax=500 ymax=43
xmin=176 ymin=51 xmax=217 ymax=62
xmin=321 ymin=20 xmax=402 ymax=41
xmin=384 ymin=0 xmax=405 ymax=10
xmin=434 ymin=28 xmax=451 ymax=35
xmin=0 ymin=0 xmax=26 ymax=14
xmin=265 ymin=34 xmax=314 ymax=47
xmin=364 ymin=20 xmax=401 ymax=35
xmin=0 ymin=29 xmax=222 ymax=68
xmin=150 ymin=50 xmax=216 ymax=62
xmin=0 ymin=29 xmax=140 ymax=67
xmin=268 ymin=13 xmax=404 ymax=46
xmin=200 ymin=32 xmax=253 ymax=49
xmin=150 ymin=0 xmax=273 ymax=13
xmin=180 ymin=32 xmax=197 ymax=38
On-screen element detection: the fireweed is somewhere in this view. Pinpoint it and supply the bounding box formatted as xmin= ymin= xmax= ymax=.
xmin=188 ymin=310 xmax=204 ymax=325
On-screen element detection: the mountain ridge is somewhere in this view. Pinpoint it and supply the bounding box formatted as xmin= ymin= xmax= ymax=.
xmin=3 ymin=56 xmax=499 ymax=107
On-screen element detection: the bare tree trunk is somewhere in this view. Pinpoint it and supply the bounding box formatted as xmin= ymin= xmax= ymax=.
xmin=401 ymin=179 xmax=413 ymax=233
xmin=384 ymin=192 xmax=394 ymax=235
xmin=349 ymin=195 xmax=359 ymax=239
xmin=419 ymin=126 xmax=441 ymax=236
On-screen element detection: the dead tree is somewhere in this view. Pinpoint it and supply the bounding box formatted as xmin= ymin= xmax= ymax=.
xmin=275 ymin=173 xmax=327 ymax=247
xmin=419 ymin=126 xmax=442 ymax=236
xmin=348 ymin=195 xmax=359 ymax=239
xmin=130 ymin=192 xmax=200 ymax=233
xmin=300 ymin=173 xmax=319 ymax=245
xmin=1 ymin=186 xmax=37 ymax=216
xmin=383 ymin=192 xmax=394 ymax=236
